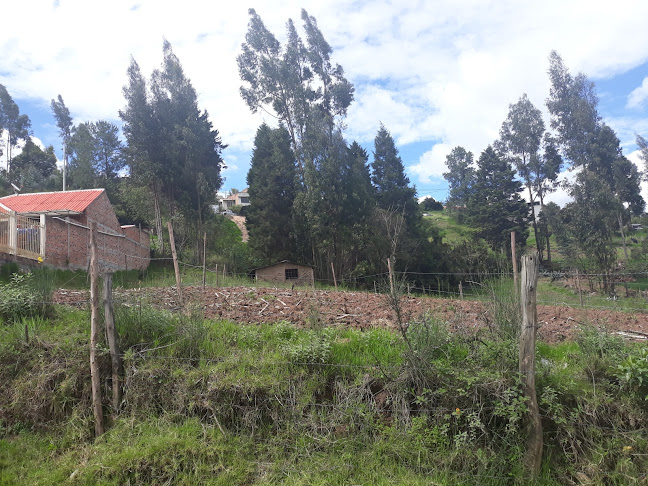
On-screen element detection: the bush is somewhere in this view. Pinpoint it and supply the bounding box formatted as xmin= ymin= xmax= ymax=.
xmin=0 ymin=273 xmax=53 ymax=323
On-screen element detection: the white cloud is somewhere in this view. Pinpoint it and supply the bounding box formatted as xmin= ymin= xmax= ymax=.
xmin=2 ymin=0 xmax=648 ymax=190
xmin=627 ymin=77 xmax=648 ymax=110
xmin=410 ymin=143 xmax=453 ymax=181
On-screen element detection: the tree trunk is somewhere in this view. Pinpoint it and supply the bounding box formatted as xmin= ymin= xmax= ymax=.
xmin=519 ymin=250 xmax=542 ymax=475
xmin=538 ymin=192 xmax=552 ymax=266
xmin=528 ymin=185 xmax=542 ymax=260
xmin=618 ymin=213 xmax=628 ymax=261
xmin=153 ymin=182 xmax=164 ymax=254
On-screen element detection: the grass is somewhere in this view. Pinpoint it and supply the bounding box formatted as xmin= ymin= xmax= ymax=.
xmin=423 ymin=211 xmax=477 ymax=246
xmin=2 ymin=299 xmax=648 ymax=484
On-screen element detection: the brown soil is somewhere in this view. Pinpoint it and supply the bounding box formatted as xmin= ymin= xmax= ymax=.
xmin=227 ymin=215 xmax=249 ymax=242
xmin=52 ymin=285 xmax=648 ymax=344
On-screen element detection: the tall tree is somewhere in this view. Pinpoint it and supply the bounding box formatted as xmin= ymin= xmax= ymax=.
xmin=119 ymin=57 xmax=165 ymax=251
xmin=546 ymin=51 xmax=600 ymax=168
xmin=547 ymin=51 xmax=643 ymax=263
xmin=466 ymin=146 xmax=529 ymax=252
xmin=68 ymin=122 xmax=99 ymax=189
xmin=0 ymin=85 xmax=31 ymax=178
xmin=11 ymin=139 xmax=57 ymax=191
xmin=443 ymin=146 xmax=475 ymax=221
xmin=237 ymin=8 xmax=354 ymax=179
xmin=91 ymin=120 xmax=124 ymax=180
xmin=496 ymin=93 xmax=545 ymax=256
xmin=246 ymin=123 xmax=298 ymax=263
xmin=371 ymin=124 xmax=418 ymax=220
xmin=561 ymin=171 xmax=619 ymax=292
xmin=50 ymin=94 xmax=73 ymax=191
xmin=531 ymin=134 xmax=563 ymax=263
xmin=120 ymin=41 xmax=225 ymax=254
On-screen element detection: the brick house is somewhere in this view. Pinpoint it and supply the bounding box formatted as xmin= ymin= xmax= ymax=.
xmin=253 ymin=260 xmax=314 ymax=287
xmin=0 ymin=189 xmax=150 ymax=271
xmin=219 ymin=188 xmax=250 ymax=211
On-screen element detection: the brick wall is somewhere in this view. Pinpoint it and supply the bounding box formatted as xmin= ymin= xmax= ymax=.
xmin=43 ymin=192 xmax=150 ymax=271
xmin=255 ymin=262 xmax=314 ymax=287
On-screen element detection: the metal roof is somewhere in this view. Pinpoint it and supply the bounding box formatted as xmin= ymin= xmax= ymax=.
xmin=0 ymin=189 xmax=104 ymax=215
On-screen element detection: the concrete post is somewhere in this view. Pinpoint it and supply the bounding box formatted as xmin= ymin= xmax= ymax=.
xmin=39 ymin=214 xmax=46 ymax=257
xmin=8 ymin=211 xmax=17 ymax=255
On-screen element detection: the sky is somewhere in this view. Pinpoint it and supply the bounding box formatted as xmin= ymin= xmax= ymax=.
xmin=2 ymin=0 xmax=648 ymax=205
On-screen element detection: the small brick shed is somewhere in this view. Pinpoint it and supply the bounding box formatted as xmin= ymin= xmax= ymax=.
xmin=253 ymin=260 xmax=314 ymax=287
xmin=0 ymin=189 xmax=150 ymax=271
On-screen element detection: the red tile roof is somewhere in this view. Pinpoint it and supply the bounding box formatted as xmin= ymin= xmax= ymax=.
xmin=0 ymin=189 xmax=104 ymax=214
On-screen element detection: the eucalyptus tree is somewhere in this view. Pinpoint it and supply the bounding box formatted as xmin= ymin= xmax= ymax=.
xmin=546 ymin=51 xmax=643 ymax=262
xmin=50 ymin=94 xmax=72 ymax=191
xmin=0 ymin=85 xmax=31 ymax=178
xmin=237 ymin=8 xmax=354 ymax=180
xmin=496 ymin=94 xmax=545 ymax=255
xmin=68 ymin=122 xmax=98 ymax=189
xmin=531 ymin=134 xmax=563 ymax=263
xmin=443 ymin=146 xmax=475 ymax=222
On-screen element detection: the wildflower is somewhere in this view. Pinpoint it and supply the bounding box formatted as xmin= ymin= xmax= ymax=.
xmin=623 ymin=446 xmax=633 ymax=453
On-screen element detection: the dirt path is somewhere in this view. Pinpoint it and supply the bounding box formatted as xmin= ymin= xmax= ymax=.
xmin=227 ymin=215 xmax=248 ymax=242
xmin=52 ymin=286 xmax=648 ymax=344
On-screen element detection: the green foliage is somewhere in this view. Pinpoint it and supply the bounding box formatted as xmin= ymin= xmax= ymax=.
xmin=617 ymin=346 xmax=648 ymax=400
xmin=120 ymin=40 xmax=226 ymax=255
xmin=443 ymin=146 xmax=474 ymax=216
xmin=0 ymin=272 xmax=53 ymax=322
xmin=246 ymin=123 xmax=298 ymax=264
xmin=465 ymin=146 xmax=529 ymax=252
xmin=420 ymin=197 xmax=443 ymax=212
xmin=0 ymin=84 xmax=31 ymax=178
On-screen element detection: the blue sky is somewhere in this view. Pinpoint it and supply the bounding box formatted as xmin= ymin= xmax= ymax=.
xmin=2 ymin=0 xmax=648 ymax=205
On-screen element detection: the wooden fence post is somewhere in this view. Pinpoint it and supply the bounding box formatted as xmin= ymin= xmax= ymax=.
xmin=575 ymin=268 xmax=584 ymax=308
xmin=215 ymin=263 xmax=219 ymax=287
xmin=519 ymin=250 xmax=542 ymax=475
xmin=103 ymin=273 xmax=123 ymax=412
xmin=511 ymin=231 xmax=518 ymax=292
xmin=331 ymin=262 xmax=337 ymax=290
xmin=202 ymin=232 xmax=207 ymax=288
xmin=459 ymin=281 xmax=463 ymax=300
xmin=167 ymin=221 xmax=183 ymax=305
xmin=89 ymin=222 xmax=104 ymax=437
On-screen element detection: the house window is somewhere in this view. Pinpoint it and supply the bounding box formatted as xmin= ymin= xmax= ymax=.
xmin=239 ymin=197 xmax=249 ymax=204
xmin=285 ymin=268 xmax=298 ymax=280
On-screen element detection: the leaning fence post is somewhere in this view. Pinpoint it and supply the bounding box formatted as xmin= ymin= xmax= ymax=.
xmin=103 ymin=273 xmax=123 ymax=412
xmin=167 ymin=221 xmax=183 ymax=305
xmin=519 ymin=250 xmax=542 ymax=475
xmin=89 ymin=222 xmax=105 ymax=437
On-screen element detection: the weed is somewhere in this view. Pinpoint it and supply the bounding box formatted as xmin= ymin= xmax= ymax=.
xmin=616 ymin=346 xmax=648 ymax=400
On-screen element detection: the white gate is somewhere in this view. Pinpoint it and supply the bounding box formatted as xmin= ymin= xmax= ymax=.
xmin=0 ymin=211 xmax=45 ymax=261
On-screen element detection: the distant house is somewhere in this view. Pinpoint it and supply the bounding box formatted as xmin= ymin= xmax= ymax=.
xmin=252 ymin=260 xmax=314 ymax=287
xmin=0 ymin=189 xmax=149 ymax=271
xmin=219 ymin=188 xmax=250 ymax=211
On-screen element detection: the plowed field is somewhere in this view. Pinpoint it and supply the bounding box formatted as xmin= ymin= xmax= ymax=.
xmin=53 ymin=285 xmax=648 ymax=343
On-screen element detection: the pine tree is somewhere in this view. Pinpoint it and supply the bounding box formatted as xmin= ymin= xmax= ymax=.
xmin=246 ymin=124 xmax=298 ymax=263
xmin=371 ymin=124 xmax=418 ymax=221
xmin=466 ymin=146 xmax=529 ymax=251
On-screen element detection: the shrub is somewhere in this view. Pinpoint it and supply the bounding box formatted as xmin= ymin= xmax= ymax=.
xmin=617 ymin=346 xmax=648 ymax=400
xmin=0 ymin=272 xmax=53 ymax=323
